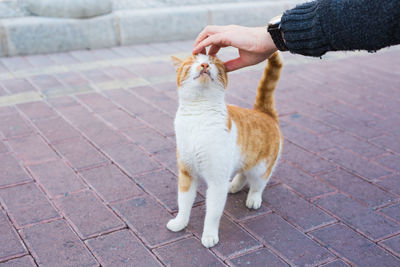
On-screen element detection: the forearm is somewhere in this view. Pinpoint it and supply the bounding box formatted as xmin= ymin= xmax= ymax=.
xmin=281 ymin=0 xmax=400 ymax=57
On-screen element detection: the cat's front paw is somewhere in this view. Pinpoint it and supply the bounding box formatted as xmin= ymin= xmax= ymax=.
xmin=166 ymin=218 xmax=187 ymax=232
xmin=201 ymin=234 xmax=219 ymax=248
xmin=246 ymin=192 xmax=262 ymax=209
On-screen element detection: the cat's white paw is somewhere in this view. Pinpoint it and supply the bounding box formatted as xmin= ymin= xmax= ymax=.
xmin=201 ymin=234 xmax=219 ymax=248
xmin=166 ymin=218 xmax=187 ymax=232
xmin=246 ymin=192 xmax=262 ymax=209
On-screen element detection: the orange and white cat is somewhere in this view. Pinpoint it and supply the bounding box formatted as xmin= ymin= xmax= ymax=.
xmin=167 ymin=52 xmax=283 ymax=248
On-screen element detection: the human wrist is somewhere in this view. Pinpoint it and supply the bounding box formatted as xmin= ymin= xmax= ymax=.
xmin=266 ymin=31 xmax=278 ymax=54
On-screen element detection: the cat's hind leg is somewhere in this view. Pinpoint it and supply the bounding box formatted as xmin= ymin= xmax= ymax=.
xmin=167 ymin=168 xmax=198 ymax=232
xmin=229 ymin=172 xmax=247 ymax=194
xmin=245 ymin=161 xmax=273 ymax=209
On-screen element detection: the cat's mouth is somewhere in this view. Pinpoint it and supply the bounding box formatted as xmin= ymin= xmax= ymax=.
xmin=193 ymin=70 xmax=214 ymax=81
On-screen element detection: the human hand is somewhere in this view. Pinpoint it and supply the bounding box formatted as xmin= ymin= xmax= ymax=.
xmin=192 ymin=25 xmax=278 ymax=72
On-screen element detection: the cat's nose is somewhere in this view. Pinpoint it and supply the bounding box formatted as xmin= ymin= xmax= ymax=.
xmin=201 ymin=63 xmax=209 ymax=69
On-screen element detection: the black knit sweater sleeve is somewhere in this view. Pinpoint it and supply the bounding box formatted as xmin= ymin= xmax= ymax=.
xmin=280 ymin=0 xmax=400 ymax=57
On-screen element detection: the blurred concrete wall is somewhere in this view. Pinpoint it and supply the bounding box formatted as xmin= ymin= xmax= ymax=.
xmin=0 ymin=0 xmax=303 ymax=56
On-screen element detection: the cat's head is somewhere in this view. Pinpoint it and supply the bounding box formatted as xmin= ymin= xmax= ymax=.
xmin=171 ymin=54 xmax=228 ymax=89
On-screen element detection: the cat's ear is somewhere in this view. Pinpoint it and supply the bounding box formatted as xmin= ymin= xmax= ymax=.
xmin=171 ymin=56 xmax=183 ymax=72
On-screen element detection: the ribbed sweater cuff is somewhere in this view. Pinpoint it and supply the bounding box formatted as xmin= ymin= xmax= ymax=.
xmin=281 ymin=1 xmax=331 ymax=57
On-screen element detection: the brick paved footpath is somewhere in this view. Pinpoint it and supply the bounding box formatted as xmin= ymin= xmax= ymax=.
xmin=0 ymin=40 xmax=399 ymax=266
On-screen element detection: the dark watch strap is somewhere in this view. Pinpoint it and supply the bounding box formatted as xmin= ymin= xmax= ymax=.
xmin=267 ymin=15 xmax=288 ymax=51
xmin=268 ymin=27 xmax=288 ymax=51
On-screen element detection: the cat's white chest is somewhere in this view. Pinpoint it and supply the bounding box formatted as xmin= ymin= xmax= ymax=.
xmin=175 ymin=107 xmax=238 ymax=179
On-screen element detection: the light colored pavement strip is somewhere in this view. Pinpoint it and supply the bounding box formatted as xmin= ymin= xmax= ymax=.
xmin=0 ymin=43 xmax=395 ymax=107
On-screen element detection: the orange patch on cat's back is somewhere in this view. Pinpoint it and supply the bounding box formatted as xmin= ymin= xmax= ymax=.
xmin=227 ymin=105 xmax=282 ymax=176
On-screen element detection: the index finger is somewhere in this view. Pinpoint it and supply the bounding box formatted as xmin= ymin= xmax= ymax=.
xmin=193 ymin=25 xmax=226 ymax=48
xmin=193 ymin=33 xmax=230 ymax=54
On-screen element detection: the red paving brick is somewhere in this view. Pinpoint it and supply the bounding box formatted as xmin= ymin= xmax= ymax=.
xmin=53 ymin=190 xmax=125 ymax=239
xmin=46 ymin=95 xmax=78 ymax=108
xmin=318 ymin=169 xmax=398 ymax=208
xmin=0 ymin=141 xmax=8 ymax=153
xmin=281 ymin=122 xmax=334 ymax=153
xmin=112 ymin=195 xmax=190 ymax=247
xmin=55 ymin=72 xmax=89 ymax=86
xmin=98 ymin=109 xmax=144 ymax=130
xmin=0 ymin=153 xmax=31 ymax=187
xmin=54 ymin=138 xmax=108 ymax=171
xmin=379 ymin=234 xmax=400 ymax=257
xmin=227 ymin=248 xmax=289 ymax=267
xmin=128 ymin=61 xmax=175 ymax=77
xmin=273 ymin=161 xmax=335 ymax=200
xmin=29 ymin=74 xmax=63 ymax=91
xmin=380 ymin=203 xmax=400 ymax=222
xmin=123 ymin=126 xmax=175 ymax=153
xmin=315 ymin=193 xmax=400 ymax=241
xmin=33 ymin=116 xmax=81 ymax=144
xmin=282 ymin=141 xmax=337 ymax=175
xmin=17 ymin=101 xmax=56 ymax=121
xmin=0 ymin=113 xmax=33 ymax=138
xmin=28 ymin=160 xmax=86 ymax=198
xmin=244 ymin=213 xmax=335 ymax=266
xmin=374 ymin=153 xmax=400 ymax=173
xmin=79 ymin=164 xmax=144 ymax=203
xmin=7 ymin=134 xmax=58 ymax=165
xmin=376 ymin=175 xmax=400 ymax=196
xmin=129 ymin=86 xmax=178 ymax=116
xmin=81 ymin=69 xmax=113 ymax=83
xmin=310 ymin=223 xmax=400 ymax=267
xmin=21 ymin=220 xmax=97 ymax=267
xmin=262 ymin=184 xmax=336 ymax=231
xmin=86 ymin=229 xmax=162 ymax=267
xmin=0 ymin=106 xmax=17 ymax=116
xmin=282 ymin=112 xmax=334 ymax=135
xmin=322 ymin=130 xmax=386 ymax=159
xmin=102 ymin=66 xmax=136 ymax=80
xmin=80 ymin=121 xmax=129 ymax=147
xmin=135 ymin=169 xmax=203 ymax=212
xmin=0 ymin=183 xmax=60 ymax=228
xmin=225 ymin=190 xmax=270 ymax=221
xmin=1 ymin=78 xmax=36 ymax=94
xmin=0 ymin=209 xmax=27 ymax=262
xmin=317 ymin=109 xmax=383 ymax=139
xmin=370 ymin=134 xmax=400 ymax=154
xmin=0 ymin=44 xmax=399 ymax=266
xmin=77 ymin=92 xmax=117 ymax=113
xmin=105 ymin=88 xmax=158 ymax=116
xmin=153 ymin=148 xmax=178 ymax=173
xmin=102 ymin=142 xmax=160 ymax=176
xmin=0 ymin=255 xmax=36 ymax=267
xmin=321 ymin=148 xmax=392 ymax=180
xmin=320 ymin=259 xmax=350 ymax=267
xmin=153 ymin=237 xmax=225 ymax=267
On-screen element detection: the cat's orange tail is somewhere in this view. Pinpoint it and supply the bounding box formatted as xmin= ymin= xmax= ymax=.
xmin=253 ymin=52 xmax=283 ymax=121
